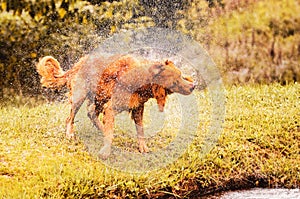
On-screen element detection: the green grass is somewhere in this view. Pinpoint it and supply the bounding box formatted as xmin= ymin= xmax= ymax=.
xmin=0 ymin=83 xmax=299 ymax=198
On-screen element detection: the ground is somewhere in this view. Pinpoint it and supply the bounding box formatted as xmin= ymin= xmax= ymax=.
xmin=0 ymin=83 xmax=299 ymax=198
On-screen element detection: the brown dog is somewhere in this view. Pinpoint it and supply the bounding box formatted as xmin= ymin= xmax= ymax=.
xmin=37 ymin=54 xmax=195 ymax=159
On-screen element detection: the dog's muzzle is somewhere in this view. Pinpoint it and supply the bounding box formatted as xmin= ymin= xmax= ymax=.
xmin=190 ymin=81 xmax=198 ymax=91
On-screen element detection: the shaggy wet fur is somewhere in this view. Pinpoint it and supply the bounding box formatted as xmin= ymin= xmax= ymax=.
xmin=36 ymin=54 xmax=195 ymax=159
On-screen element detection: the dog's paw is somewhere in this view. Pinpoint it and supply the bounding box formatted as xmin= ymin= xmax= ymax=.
xmin=66 ymin=132 xmax=75 ymax=140
xmin=139 ymin=143 xmax=149 ymax=153
xmin=99 ymin=145 xmax=111 ymax=160
xmin=66 ymin=123 xmax=75 ymax=139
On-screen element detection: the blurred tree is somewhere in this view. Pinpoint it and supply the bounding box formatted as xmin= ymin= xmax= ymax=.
xmin=139 ymin=0 xmax=188 ymax=29
xmin=0 ymin=0 xmax=97 ymax=98
xmin=206 ymin=0 xmax=224 ymax=8
xmin=87 ymin=0 xmax=116 ymax=5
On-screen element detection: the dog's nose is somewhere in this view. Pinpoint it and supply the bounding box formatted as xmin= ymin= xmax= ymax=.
xmin=190 ymin=83 xmax=195 ymax=92
xmin=190 ymin=86 xmax=195 ymax=92
xmin=190 ymin=81 xmax=197 ymax=91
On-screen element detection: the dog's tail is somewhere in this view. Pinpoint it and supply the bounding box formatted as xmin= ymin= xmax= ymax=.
xmin=36 ymin=56 xmax=82 ymax=89
xmin=36 ymin=56 xmax=67 ymax=89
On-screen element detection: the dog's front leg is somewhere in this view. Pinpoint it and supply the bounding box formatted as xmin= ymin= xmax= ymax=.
xmin=99 ymin=101 xmax=114 ymax=159
xmin=132 ymin=106 xmax=149 ymax=153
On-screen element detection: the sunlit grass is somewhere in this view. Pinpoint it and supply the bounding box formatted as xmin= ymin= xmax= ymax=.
xmin=0 ymin=83 xmax=299 ymax=198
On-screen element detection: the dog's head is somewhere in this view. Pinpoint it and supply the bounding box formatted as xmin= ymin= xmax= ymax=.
xmin=149 ymin=60 xmax=195 ymax=95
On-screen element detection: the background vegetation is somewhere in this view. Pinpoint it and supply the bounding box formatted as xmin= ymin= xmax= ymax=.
xmin=0 ymin=0 xmax=299 ymax=98
xmin=180 ymin=0 xmax=300 ymax=84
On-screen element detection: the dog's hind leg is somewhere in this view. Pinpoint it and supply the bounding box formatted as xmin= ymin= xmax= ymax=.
xmin=87 ymin=99 xmax=104 ymax=133
xmin=99 ymin=101 xmax=115 ymax=159
xmin=132 ymin=105 xmax=149 ymax=153
xmin=66 ymin=87 xmax=87 ymax=139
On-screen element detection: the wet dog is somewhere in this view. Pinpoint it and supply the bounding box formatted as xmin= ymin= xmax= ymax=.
xmin=37 ymin=54 xmax=195 ymax=159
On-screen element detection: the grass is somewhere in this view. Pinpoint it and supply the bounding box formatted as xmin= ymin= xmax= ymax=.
xmin=0 ymin=83 xmax=299 ymax=198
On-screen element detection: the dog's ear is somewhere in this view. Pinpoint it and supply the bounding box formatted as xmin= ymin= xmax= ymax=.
xmin=166 ymin=88 xmax=173 ymax=95
xmin=149 ymin=63 xmax=164 ymax=76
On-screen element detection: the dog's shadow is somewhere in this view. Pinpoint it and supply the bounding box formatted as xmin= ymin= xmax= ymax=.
xmin=74 ymin=93 xmax=204 ymax=172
